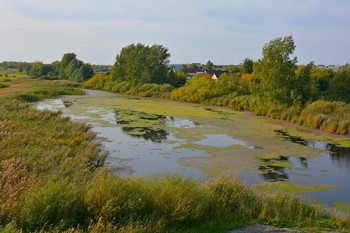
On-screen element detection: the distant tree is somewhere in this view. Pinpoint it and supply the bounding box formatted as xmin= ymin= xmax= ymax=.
xmin=240 ymin=58 xmax=254 ymax=74
xmin=60 ymin=53 xmax=77 ymax=69
xmin=66 ymin=59 xmax=83 ymax=79
xmin=179 ymin=64 xmax=188 ymax=73
xmin=40 ymin=64 xmax=53 ymax=76
xmin=205 ymin=60 xmax=214 ymax=70
xmin=29 ymin=61 xmax=44 ymax=77
xmin=225 ymin=65 xmax=240 ymax=74
xmin=24 ymin=63 xmax=32 ymax=74
xmin=293 ymin=63 xmax=314 ymax=105
xmin=310 ymin=67 xmax=335 ymax=94
xmin=18 ymin=63 xmax=24 ymax=73
xmin=326 ymin=64 xmax=350 ymax=102
xmin=110 ymin=43 xmax=170 ymax=85
xmin=59 ymin=53 xmax=77 ymax=79
xmin=71 ymin=63 xmax=94 ymax=82
xmin=253 ymin=35 xmax=298 ymax=106
xmin=188 ymin=63 xmax=199 ymax=69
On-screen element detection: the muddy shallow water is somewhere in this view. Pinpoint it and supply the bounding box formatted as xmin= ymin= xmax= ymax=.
xmin=36 ymin=89 xmax=350 ymax=206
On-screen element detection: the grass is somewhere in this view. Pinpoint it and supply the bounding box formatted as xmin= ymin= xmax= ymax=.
xmin=0 ymin=74 xmax=349 ymax=232
xmin=255 ymin=181 xmax=337 ymax=193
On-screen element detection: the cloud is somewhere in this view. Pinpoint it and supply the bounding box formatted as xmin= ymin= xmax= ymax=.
xmin=0 ymin=0 xmax=349 ymax=64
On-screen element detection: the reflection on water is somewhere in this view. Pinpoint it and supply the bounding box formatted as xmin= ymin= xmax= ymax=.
xmin=240 ymin=129 xmax=350 ymax=205
xmin=275 ymin=129 xmax=350 ymax=171
xmin=115 ymin=109 xmax=169 ymax=143
xmin=258 ymin=156 xmax=290 ymax=182
xmin=36 ymin=97 xmax=209 ymax=179
xmin=121 ymin=127 xmax=169 ymax=143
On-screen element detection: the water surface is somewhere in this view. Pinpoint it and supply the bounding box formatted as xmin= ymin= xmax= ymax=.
xmin=36 ymin=89 xmax=350 ymax=206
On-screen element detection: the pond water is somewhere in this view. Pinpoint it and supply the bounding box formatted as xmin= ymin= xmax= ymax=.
xmin=36 ymin=89 xmax=350 ymax=206
xmin=240 ymin=130 xmax=350 ymax=205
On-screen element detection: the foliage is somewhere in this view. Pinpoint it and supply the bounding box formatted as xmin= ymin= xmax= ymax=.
xmin=29 ymin=61 xmax=44 ymax=77
xmin=205 ymin=60 xmax=214 ymax=69
xmin=20 ymin=179 xmax=87 ymax=230
xmin=110 ymin=43 xmax=170 ymax=85
xmin=298 ymin=100 xmax=350 ymax=134
xmin=253 ymin=35 xmax=299 ymax=106
xmin=326 ymin=64 xmax=350 ymax=103
xmin=240 ymin=58 xmax=254 ymax=74
xmin=171 ymin=74 xmax=216 ymax=103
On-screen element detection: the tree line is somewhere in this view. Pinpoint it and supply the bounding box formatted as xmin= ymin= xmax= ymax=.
xmin=8 ymin=53 xmax=94 ymax=82
xmin=82 ymin=37 xmax=350 ymax=135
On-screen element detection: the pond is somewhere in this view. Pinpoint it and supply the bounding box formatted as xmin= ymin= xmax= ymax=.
xmin=36 ymin=89 xmax=350 ymax=207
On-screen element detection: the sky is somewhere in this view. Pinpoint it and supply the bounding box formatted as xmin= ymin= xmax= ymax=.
xmin=0 ymin=0 xmax=349 ymax=65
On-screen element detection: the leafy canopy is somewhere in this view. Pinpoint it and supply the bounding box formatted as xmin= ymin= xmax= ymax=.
xmin=253 ymin=35 xmax=300 ymax=106
xmin=110 ymin=43 xmax=170 ymax=85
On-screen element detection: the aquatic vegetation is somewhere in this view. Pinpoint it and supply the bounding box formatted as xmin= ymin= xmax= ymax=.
xmin=115 ymin=108 xmax=169 ymax=142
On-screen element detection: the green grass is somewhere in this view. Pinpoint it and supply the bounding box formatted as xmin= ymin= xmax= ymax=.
xmin=256 ymin=181 xmax=337 ymax=193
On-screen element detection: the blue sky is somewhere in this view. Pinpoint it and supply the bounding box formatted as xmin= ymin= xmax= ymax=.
xmin=0 ymin=0 xmax=349 ymax=65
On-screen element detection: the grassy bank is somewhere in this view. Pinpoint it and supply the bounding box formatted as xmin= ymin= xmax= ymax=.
xmin=208 ymin=96 xmax=350 ymax=135
xmin=1 ymin=76 xmax=349 ymax=232
xmin=83 ymin=74 xmax=350 ymax=136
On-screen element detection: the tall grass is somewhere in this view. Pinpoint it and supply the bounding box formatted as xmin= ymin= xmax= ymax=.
xmin=208 ymin=96 xmax=350 ymax=135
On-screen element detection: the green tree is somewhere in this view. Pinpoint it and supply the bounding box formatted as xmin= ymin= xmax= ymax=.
xmin=71 ymin=63 xmax=94 ymax=82
xmin=110 ymin=43 xmax=170 ymax=85
xmin=66 ymin=59 xmax=83 ymax=79
xmin=205 ymin=60 xmax=214 ymax=69
xmin=18 ymin=62 xmax=24 ymax=73
xmin=253 ymin=35 xmax=298 ymax=106
xmin=240 ymin=58 xmax=254 ymax=74
xmin=29 ymin=61 xmax=44 ymax=77
xmin=59 ymin=53 xmax=77 ymax=79
xmin=40 ymin=64 xmax=53 ymax=76
xmin=293 ymin=63 xmax=313 ymax=105
xmin=326 ymin=64 xmax=350 ymax=102
xmin=179 ymin=64 xmax=188 ymax=73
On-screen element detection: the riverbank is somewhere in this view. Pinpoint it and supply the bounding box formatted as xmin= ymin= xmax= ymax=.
xmin=83 ymin=75 xmax=350 ymax=137
xmin=1 ymin=76 xmax=349 ymax=232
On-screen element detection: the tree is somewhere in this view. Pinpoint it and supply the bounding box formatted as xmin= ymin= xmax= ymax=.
xmin=110 ymin=43 xmax=170 ymax=85
xmin=29 ymin=61 xmax=44 ymax=77
xmin=59 ymin=53 xmax=77 ymax=79
xmin=240 ymin=58 xmax=254 ymax=74
xmin=326 ymin=64 xmax=350 ymax=102
xmin=60 ymin=53 xmax=77 ymax=69
xmin=71 ymin=63 xmax=94 ymax=82
xmin=253 ymin=35 xmax=298 ymax=106
xmin=18 ymin=63 xmax=24 ymax=73
xmin=66 ymin=59 xmax=83 ymax=79
xmin=205 ymin=60 xmax=214 ymax=70
xmin=179 ymin=64 xmax=188 ymax=74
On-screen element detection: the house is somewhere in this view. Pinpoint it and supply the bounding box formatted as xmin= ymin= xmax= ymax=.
xmin=204 ymin=70 xmax=225 ymax=81
xmin=186 ymin=68 xmax=204 ymax=79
